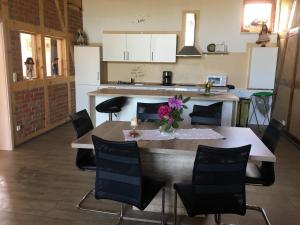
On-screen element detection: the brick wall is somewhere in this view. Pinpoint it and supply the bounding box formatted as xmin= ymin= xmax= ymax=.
xmin=10 ymin=30 xmax=23 ymax=81
xmin=8 ymin=0 xmax=40 ymax=25
xmin=7 ymin=1 xmax=82 ymax=145
xmin=68 ymin=7 xmax=83 ymax=34
xmin=48 ymin=84 xmax=69 ymax=124
xmin=70 ymin=82 xmax=76 ymax=113
xmin=44 ymin=0 xmax=64 ymax=31
xmin=69 ymin=46 xmax=75 ymax=75
xmin=68 ymin=8 xmax=83 ymax=76
xmin=14 ymin=88 xmax=45 ymax=139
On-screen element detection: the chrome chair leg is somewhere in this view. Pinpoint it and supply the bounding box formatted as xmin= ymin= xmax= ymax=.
xmin=121 ymin=188 xmax=166 ymax=224
xmin=247 ymin=204 xmax=271 ymax=225
xmin=76 ymin=188 xmax=119 ymax=215
xmin=115 ymin=204 xmax=124 ymax=225
xmin=161 ymin=187 xmax=165 ymax=225
xmin=81 ymin=188 xmax=166 ymax=225
xmin=215 ymin=214 xmax=222 ymax=225
xmin=109 ymin=113 xmax=113 ymax=121
xmin=214 ymin=214 xmax=221 ymax=225
xmin=174 ymin=190 xmax=177 ymax=225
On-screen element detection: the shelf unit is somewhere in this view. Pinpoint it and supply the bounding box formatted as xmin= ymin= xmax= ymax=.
xmin=202 ymin=51 xmax=229 ymax=55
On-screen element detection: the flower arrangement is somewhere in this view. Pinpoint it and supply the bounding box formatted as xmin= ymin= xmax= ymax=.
xmin=157 ymin=95 xmax=190 ymax=132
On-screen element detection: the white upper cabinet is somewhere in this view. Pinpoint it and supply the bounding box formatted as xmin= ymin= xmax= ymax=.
xmin=126 ymin=34 xmax=151 ymax=62
xmin=102 ymin=33 xmax=177 ymax=63
xmin=103 ymin=34 xmax=126 ymax=61
xmin=151 ymin=34 xmax=177 ymax=63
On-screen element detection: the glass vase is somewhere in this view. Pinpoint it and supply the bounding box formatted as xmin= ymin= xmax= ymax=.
xmin=205 ymin=86 xmax=211 ymax=94
xmin=160 ymin=124 xmax=175 ymax=135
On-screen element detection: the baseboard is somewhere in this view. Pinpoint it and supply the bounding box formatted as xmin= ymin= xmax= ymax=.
xmin=283 ymin=131 xmax=300 ymax=149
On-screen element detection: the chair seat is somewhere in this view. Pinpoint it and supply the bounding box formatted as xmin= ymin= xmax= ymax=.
xmin=174 ymin=183 xmax=246 ymax=217
xmin=77 ymin=149 xmax=96 ymax=171
xmin=94 ymin=175 xmax=164 ymax=210
xmin=140 ymin=176 xmax=165 ymax=210
xmin=95 ymin=97 xmax=127 ymax=114
xmin=79 ymin=161 xmax=96 ymax=171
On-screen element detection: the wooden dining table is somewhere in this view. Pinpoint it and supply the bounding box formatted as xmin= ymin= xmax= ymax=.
xmin=71 ymin=121 xmax=275 ymax=162
xmin=71 ymin=121 xmax=275 ymax=214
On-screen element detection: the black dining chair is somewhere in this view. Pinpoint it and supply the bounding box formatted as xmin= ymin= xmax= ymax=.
xmin=92 ymin=135 xmax=165 ymax=225
xmin=96 ymin=96 xmax=128 ymax=121
xmin=92 ymin=135 xmax=166 ymax=225
xmin=70 ymin=109 xmax=95 ymax=172
xmin=136 ymin=102 xmax=168 ymax=122
xmin=70 ymin=110 xmax=117 ymax=215
xmin=189 ymin=102 xmax=223 ymax=126
xmin=245 ymin=118 xmax=284 ymax=225
xmin=173 ymin=144 xmax=251 ymax=225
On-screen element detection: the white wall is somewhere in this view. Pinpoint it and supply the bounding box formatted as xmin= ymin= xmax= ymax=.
xmin=82 ymin=0 xmax=277 ymax=52
xmin=0 ymin=23 xmax=13 ymax=150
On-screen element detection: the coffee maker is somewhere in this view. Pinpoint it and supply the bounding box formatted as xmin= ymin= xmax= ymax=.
xmin=162 ymin=71 xmax=172 ymax=86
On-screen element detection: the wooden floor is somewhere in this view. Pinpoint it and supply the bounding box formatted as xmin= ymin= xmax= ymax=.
xmin=0 ymin=123 xmax=300 ymax=225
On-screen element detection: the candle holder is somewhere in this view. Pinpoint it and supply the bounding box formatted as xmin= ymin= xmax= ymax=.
xmin=129 ymin=117 xmax=140 ymax=137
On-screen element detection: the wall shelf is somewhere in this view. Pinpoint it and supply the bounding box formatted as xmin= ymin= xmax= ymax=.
xmin=202 ymin=51 xmax=229 ymax=55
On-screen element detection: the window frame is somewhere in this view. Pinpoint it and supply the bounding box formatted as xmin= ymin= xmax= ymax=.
xmin=241 ymin=0 xmax=277 ymax=33
xmin=20 ymin=32 xmax=39 ymax=80
xmin=44 ymin=36 xmax=65 ymax=78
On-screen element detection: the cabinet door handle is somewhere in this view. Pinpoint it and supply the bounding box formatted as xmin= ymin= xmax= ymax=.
xmin=123 ymin=51 xmax=126 ymax=61
xmin=127 ymin=51 xmax=129 ymax=61
xmin=152 ymin=52 xmax=154 ymax=61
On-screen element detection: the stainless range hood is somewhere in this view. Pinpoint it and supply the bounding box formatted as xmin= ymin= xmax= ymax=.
xmin=177 ymin=12 xmax=202 ymax=57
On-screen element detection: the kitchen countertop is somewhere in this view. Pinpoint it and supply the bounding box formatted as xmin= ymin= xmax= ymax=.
xmin=88 ymin=88 xmax=239 ymax=102
xmin=101 ymin=83 xmax=229 ymax=93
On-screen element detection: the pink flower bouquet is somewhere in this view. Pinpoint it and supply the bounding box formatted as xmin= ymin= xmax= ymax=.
xmin=157 ymin=95 xmax=190 ymax=132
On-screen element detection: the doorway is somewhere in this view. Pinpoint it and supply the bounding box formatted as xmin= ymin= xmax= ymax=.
xmin=0 ymin=22 xmax=13 ymax=150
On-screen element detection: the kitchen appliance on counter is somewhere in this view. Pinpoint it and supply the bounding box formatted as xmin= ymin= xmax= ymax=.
xmin=162 ymin=71 xmax=173 ymax=86
xmin=206 ymin=75 xmax=227 ymax=87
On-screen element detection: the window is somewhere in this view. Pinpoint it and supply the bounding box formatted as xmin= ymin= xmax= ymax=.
xmin=20 ymin=33 xmax=37 ymax=79
xmin=45 ymin=37 xmax=63 ymax=77
xmin=242 ymin=0 xmax=276 ymax=32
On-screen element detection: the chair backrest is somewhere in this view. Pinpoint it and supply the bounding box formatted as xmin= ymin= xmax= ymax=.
xmin=192 ymin=145 xmax=251 ymax=215
xmin=137 ymin=102 xmax=168 ymax=122
xmin=260 ymin=118 xmax=284 ymax=186
xmin=92 ymin=135 xmax=143 ymax=208
xmin=70 ymin=110 xmax=95 ymax=170
xmin=262 ymin=118 xmax=284 ymax=153
xmin=70 ymin=109 xmax=94 ymax=138
xmin=190 ymin=102 xmax=223 ymax=126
